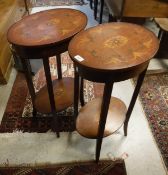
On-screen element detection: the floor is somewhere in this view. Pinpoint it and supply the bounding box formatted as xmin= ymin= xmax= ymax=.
xmin=0 ymin=2 xmax=168 ymax=175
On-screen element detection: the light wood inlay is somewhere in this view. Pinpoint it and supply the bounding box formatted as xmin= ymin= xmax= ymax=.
xmin=69 ymin=22 xmax=159 ymax=71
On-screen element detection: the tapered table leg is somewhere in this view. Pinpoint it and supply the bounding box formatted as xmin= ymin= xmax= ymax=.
xmin=20 ymin=57 xmax=36 ymax=117
xmin=94 ymin=0 xmax=98 ymax=19
xmin=96 ymin=81 xmax=113 ymax=162
xmin=90 ymin=0 xmax=93 ymax=9
xmin=43 ymin=58 xmax=60 ymax=138
xmin=56 ymin=54 xmax=62 ymax=79
xmin=74 ymin=65 xmax=80 ymax=120
xmin=80 ymin=77 xmax=85 ymax=106
xmin=24 ymin=0 xmax=29 ymax=15
xmin=124 ymin=68 xmax=148 ymax=136
xmin=99 ymin=0 xmax=104 ymax=24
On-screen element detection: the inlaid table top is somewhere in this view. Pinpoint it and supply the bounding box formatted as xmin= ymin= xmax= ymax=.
xmin=69 ymin=22 xmax=159 ymax=71
xmin=7 ymin=8 xmax=87 ymax=47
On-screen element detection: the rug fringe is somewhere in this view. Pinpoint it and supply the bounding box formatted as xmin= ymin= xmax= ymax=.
xmin=0 ymin=158 xmax=124 ymax=168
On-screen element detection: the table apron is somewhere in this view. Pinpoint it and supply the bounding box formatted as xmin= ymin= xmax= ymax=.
xmin=75 ymin=61 xmax=149 ymax=83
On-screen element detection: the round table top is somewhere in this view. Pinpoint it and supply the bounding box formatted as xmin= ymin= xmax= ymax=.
xmin=68 ymin=22 xmax=159 ymax=71
xmin=155 ymin=18 xmax=168 ymax=32
xmin=7 ymin=8 xmax=87 ymax=47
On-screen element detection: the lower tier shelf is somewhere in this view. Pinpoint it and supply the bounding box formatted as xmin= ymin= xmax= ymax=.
xmin=35 ymin=77 xmax=74 ymax=113
xmin=76 ymin=97 xmax=127 ymax=139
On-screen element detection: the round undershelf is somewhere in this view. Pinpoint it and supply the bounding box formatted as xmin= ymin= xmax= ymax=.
xmin=76 ymin=97 xmax=127 ymax=139
xmin=35 ymin=77 xmax=74 ymax=114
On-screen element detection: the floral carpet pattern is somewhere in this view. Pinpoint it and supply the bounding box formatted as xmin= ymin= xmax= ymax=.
xmin=31 ymin=0 xmax=85 ymax=7
xmin=135 ymin=72 xmax=168 ymax=169
xmin=0 ymin=160 xmax=126 ymax=175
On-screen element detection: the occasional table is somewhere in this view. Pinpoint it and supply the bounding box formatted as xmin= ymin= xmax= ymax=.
xmin=7 ymin=8 xmax=87 ymax=136
xmin=68 ymin=22 xmax=159 ymax=162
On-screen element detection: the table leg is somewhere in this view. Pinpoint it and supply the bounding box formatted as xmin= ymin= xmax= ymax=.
xmin=24 ymin=0 xmax=29 ymax=15
xmin=89 ymin=0 xmax=93 ymax=9
xmin=108 ymin=14 xmax=117 ymax=22
xmin=74 ymin=65 xmax=80 ymax=120
xmin=99 ymin=0 xmax=104 ymax=24
xmin=158 ymin=28 xmax=164 ymax=40
xmin=94 ymin=0 xmax=98 ymax=19
xmin=90 ymin=0 xmax=93 ymax=9
xmin=96 ymin=81 xmax=113 ymax=163
xmin=124 ymin=68 xmax=147 ymax=136
xmin=20 ymin=57 xmax=36 ymax=117
xmin=156 ymin=30 xmax=167 ymax=58
xmin=80 ymin=77 xmax=85 ymax=106
xmin=43 ymin=58 xmax=60 ymax=137
xmin=56 ymin=54 xmax=62 ymax=79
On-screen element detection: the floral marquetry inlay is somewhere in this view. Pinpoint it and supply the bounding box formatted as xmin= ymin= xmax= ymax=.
xmin=69 ymin=22 xmax=159 ymax=70
xmin=104 ymin=36 xmax=128 ymax=49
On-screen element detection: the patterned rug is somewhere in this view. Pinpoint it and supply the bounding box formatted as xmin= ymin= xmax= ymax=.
xmin=0 ymin=160 xmax=127 ymax=175
xmin=0 ymin=52 xmax=103 ymax=133
xmin=134 ymin=72 xmax=168 ymax=170
xmin=31 ymin=0 xmax=85 ymax=7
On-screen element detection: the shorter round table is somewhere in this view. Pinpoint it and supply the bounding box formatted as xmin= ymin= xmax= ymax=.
xmin=68 ymin=22 xmax=159 ymax=162
xmin=7 ymin=8 xmax=87 ymax=136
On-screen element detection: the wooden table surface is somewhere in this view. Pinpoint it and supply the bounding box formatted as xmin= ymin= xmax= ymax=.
xmin=69 ymin=22 xmax=159 ymax=139
xmin=69 ymin=22 xmax=159 ymax=71
xmin=7 ymin=8 xmax=87 ymax=47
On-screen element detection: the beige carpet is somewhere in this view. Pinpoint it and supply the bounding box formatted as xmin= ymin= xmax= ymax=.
xmin=31 ymin=0 xmax=85 ymax=7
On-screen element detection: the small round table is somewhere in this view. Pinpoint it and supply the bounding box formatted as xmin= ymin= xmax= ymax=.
xmin=68 ymin=22 xmax=159 ymax=162
xmin=7 ymin=8 xmax=87 ymax=136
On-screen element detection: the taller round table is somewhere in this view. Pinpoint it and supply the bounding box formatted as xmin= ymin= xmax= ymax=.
xmin=68 ymin=22 xmax=159 ymax=162
xmin=7 ymin=8 xmax=87 ymax=136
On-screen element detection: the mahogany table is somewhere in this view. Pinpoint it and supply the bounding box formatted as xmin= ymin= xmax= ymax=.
xmin=7 ymin=8 xmax=87 ymax=136
xmin=68 ymin=22 xmax=159 ymax=162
